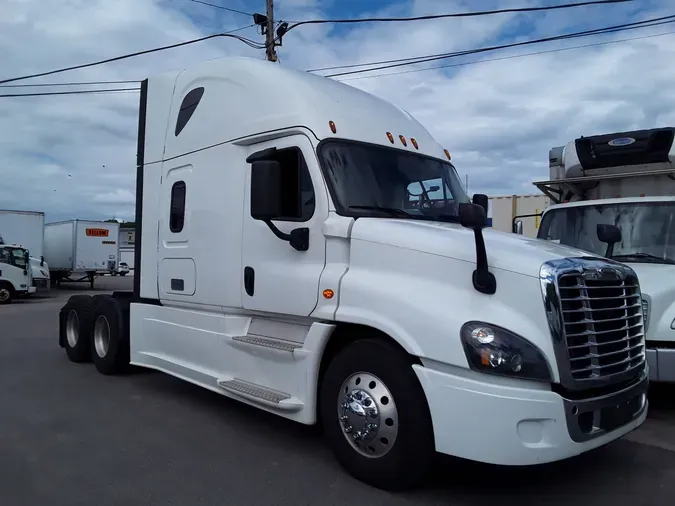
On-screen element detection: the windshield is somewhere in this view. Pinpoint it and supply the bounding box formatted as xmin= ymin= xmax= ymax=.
xmin=318 ymin=140 xmax=470 ymax=221
xmin=0 ymin=246 xmax=28 ymax=269
xmin=538 ymin=202 xmax=675 ymax=264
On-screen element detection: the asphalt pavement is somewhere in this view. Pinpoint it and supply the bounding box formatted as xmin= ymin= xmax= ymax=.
xmin=1 ymin=275 xmax=674 ymax=505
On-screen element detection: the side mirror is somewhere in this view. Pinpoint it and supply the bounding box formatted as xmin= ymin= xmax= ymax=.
xmin=458 ymin=203 xmax=496 ymax=295
xmin=40 ymin=255 xmax=44 ymax=267
xmin=597 ymin=224 xmax=621 ymax=258
xmin=472 ymin=193 xmax=489 ymax=215
xmin=250 ymin=160 xmax=283 ymax=220
xmin=459 ymin=202 xmax=488 ymax=230
xmin=513 ymin=220 xmax=524 ymax=235
xmin=249 ymin=159 xmax=309 ymax=252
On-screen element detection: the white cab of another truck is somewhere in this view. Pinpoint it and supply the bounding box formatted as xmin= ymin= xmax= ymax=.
xmin=0 ymin=238 xmax=35 ymax=304
xmin=57 ymin=57 xmax=649 ymax=490
xmin=528 ymin=128 xmax=675 ymax=384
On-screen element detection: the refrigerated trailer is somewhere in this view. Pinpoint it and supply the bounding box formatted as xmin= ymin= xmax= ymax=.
xmin=522 ymin=127 xmax=675 ymax=383
xmin=45 ymin=220 xmax=120 ymax=288
xmin=57 ymin=57 xmax=648 ymax=490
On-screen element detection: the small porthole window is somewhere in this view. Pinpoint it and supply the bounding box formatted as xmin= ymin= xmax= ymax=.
xmin=170 ymin=181 xmax=186 ymax=233
xmin=175 ymin=87 xmax=205 ymax=136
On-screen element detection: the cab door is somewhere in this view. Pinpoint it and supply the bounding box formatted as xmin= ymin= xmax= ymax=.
xmin=241 ymin=134 xmax=327 ymax=317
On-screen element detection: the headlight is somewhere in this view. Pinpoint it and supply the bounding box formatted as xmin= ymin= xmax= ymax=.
xmin=641 ymin=294 xmax=651 ymax=334
xmin=460 ymin=321 xmax=552 ymax=382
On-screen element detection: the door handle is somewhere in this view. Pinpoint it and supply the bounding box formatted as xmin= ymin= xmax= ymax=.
xmin=244 ymin=266 xmax=255 ymax=296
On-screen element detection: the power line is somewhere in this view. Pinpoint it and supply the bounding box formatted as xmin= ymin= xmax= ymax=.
xmin=311 ymin=14 xmax=673 ymax=73
xmin=0 ymin=80 xmax=140 ymax=88
xmin=283 ymin=0 xmax=633 ymax=32
xmin=0 ymin=88 xmax=140 ymax=98
xmin=337 ymin=30 xmax=675 ymax=81
xmin=190 ymin=0 xmax=253 ymax=17
xmin=321 ymin=15 xmax=675 ymax=77
xmin=0 ymin=27 xmax=263 ymax=85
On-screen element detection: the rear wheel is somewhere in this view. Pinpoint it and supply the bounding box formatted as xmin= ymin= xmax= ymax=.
xmin=91 ymin=295 xmax=129 ymax=375
xmin=320 ymin=338 xmax=435 ymax=491
xmin=61 ymin=295 xmax=97 ymax=362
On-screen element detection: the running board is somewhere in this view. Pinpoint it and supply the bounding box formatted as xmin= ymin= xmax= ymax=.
xmin=217 ymin=378 xmax=304 ymax=412
xmin=232 ymin=334 xmax=302 ymax=352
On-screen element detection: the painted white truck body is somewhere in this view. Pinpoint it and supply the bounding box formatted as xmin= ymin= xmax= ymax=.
xmin=533 ymin=128 xmax=675 ymax=383
xmin=58 ymin=57 xmax=649 ymax=489
xmin=45 ymin=220 xmax=120 ymax=282
xmin=0 ymin=209 xmax=50 ymax=291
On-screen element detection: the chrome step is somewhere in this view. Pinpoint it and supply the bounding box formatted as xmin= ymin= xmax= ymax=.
xmin=232 ymin=334 xmax=302 ymax=352
xmin=217 ymin=378 xmax=303 ymax=411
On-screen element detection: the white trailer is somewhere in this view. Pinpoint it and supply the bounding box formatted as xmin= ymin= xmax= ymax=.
xmin=0 ymin=209 xmax=50 ymax=291
xmin=522 ymin=127 xmax=675 ymax=383
xmin=57 ymin=57 xmax=648 ymax=490
xmin=45 ymin=220 xmax=120 ymax=288
xmin=488 ymin=194 xmax=550 ymax=237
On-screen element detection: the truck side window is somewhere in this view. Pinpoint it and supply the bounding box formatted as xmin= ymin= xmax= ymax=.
xmin=170 ymin=181 xmax=186 ymax=233
xmin=265 ymin=147 xmax=315 ymax=222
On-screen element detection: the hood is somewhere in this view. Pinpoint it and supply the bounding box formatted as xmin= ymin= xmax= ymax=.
xmin=350 ymin=218 xmax=597 ymax=278
xmin=623 ymin=262 xmax=675 ymax=341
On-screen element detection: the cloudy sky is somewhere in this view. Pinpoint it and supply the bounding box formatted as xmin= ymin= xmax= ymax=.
xmin=1 ymin=0 xmax=673 ymax=222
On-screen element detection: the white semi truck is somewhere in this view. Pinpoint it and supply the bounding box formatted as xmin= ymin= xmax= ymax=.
xmin=0 ymin=209 xmax=50 ymax=292
xmin=45 ymin=220 xmax=120 ymax=288
xmin=521 ymin=127 xmax=675 ymax=384
xmin=57 ymin=57 xmax=648 ymax=490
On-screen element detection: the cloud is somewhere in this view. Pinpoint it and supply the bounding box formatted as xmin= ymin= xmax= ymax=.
xmin=0 ymin=0 xmax=673 ymax=223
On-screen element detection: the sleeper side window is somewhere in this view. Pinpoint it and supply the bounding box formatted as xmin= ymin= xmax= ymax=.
xmin=170 ymin=181 xmax=186 ymax=232
xmin=175 ymin=87 xmax=204 ymax=136
xmin=265 ymin=147 xmax=316 ymax=222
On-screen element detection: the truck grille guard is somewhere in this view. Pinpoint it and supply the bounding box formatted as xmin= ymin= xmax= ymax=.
xmin=540 ymin=257 xmax=647 ymax=392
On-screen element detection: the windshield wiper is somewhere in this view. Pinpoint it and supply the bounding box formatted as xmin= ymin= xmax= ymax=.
xmin=348 ymin=205 xmax=413 ymax=218
xmin=611 ymin=253 xmax=675 ymax=265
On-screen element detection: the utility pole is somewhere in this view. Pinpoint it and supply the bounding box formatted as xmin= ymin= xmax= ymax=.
xmin=265 ymin=0 xmax=277 ymax=62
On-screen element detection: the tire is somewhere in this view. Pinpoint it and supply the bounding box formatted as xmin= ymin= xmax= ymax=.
xmin=120 ymin=272 xmax=127 ymax=276
xmin=61 ymin=295 xmax=97 ymax=362
xmin=319 ymin=338 xmax=435 ymax=491
xmin=90 ymin=295 xmax=129 ymax=375
xmin=0 ymin=282 xmax=14 ymax=305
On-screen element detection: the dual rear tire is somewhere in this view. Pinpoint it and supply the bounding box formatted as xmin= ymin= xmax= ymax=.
xmin=61 ymin=294 xmax=129 ymax=375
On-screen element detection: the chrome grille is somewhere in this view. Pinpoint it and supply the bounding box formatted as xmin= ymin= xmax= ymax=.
xmin=557 ymin=272 xmax=645 ymax=381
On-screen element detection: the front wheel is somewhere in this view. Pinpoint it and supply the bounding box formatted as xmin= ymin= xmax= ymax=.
xmin=320 ymin=338 xmax=435 ymax=491
xmin=0 ymin=283 xmax=14 ymax=305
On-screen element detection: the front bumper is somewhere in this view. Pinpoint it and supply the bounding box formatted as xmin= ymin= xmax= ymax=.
xmin=33 ymin=278 xmax=50 ymax=290
xmin=413 ymin=364 xmax=648 ymax=466
xmin=646 ymin=347 xmax=675 ymax=383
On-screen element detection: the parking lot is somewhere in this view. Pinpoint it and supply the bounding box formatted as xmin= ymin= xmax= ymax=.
xmin=1 ymin=275 xmax=674 ymax=505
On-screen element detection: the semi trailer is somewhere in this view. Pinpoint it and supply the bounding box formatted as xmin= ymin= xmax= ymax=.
xmin=520 ymin=127 xmax=675 ymax=383
xmin=45 ymin=220 xmax=119 ymax=288
xmin=58 ymin=57 xmax=649 ymax=490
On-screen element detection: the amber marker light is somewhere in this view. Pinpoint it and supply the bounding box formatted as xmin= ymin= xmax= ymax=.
xmin=386 ymin=132 xmax=394 ymax=144
xmin=329 ymin=121 xmax=337 ymax=134
xmin=444 ymin=149 xmax=451 ymax=160
xmin=323 ymin=289 xmax=335 ymax=299
xmin=399 ymin=135 xmax=407 ymax=147
xmin=410 ymin=138 xmax=419 ymax=149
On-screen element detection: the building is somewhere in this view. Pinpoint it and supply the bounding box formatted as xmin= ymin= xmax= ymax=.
xmin=119 ymin=226 xmax=135 ymax=269
xmin=488 ymin=194 xmax=550 ymax=238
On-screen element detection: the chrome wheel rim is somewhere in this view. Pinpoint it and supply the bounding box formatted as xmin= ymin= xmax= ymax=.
xmin=93 ymin=315 xmax=111 ymax=358
xmin=66 ymin=310 xmax=79 ymax=347
xmin=337 ymin=372 xmax=399 ymax=458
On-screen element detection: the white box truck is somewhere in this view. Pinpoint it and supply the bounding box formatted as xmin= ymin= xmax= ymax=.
xmin=45 ymin=220 xmax=120 ymax=288
xmin=488 ymin=194 xmax=550 ymax=237
xmin=57 ymin=57 xmax=648 ymax=490
xmin=521 ymin=127 xmax=675 ymax=383
xmin=0 ymin=240 xmax=35 ymax=304
xmin=0 ymin=209 xmax=50 ymax=292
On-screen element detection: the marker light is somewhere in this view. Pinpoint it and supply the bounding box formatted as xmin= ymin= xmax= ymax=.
xmin=329 ymin=121 xmax=337 ymax=134
xmin=443 ymin=149 xmax=451 ymax=160
xmin=322 ymin=289 xmax=335 ymax=299
xmin=410 ymin=138 xmax=419 ymax=149
xmin=399 ymin=135 xmax=407 ymax=147
xmin=386 ymin=132 xmax=394 ymax=144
